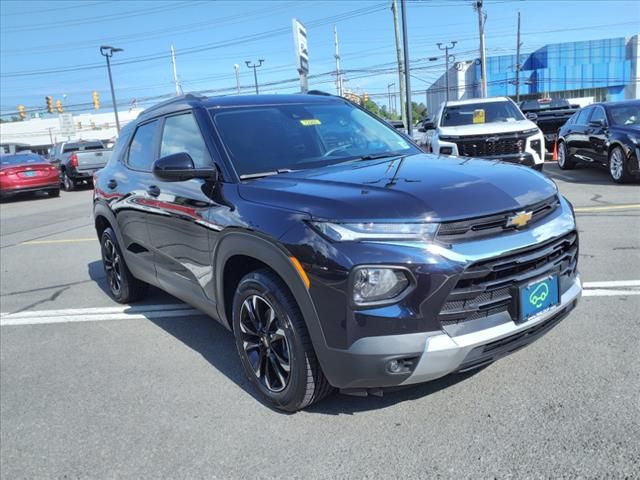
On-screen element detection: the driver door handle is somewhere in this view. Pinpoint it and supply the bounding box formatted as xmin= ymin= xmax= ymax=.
xmin=147 ymin=185 xmax=160 ymax=197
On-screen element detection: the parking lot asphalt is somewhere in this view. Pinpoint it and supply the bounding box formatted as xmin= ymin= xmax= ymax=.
xmin=1 ymin=162 xmax=639 ymax=478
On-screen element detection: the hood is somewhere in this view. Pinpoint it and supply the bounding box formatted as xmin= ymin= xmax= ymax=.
xmin=439 ymin=119 xmax=538 ymax=137
xmin=238 ymin=154 xmax=557 ymax=222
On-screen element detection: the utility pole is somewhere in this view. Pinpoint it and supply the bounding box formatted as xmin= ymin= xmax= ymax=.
xmin=387 ymin=82 xmax=395 ymax=115
xmin=515 ymin=11 xmax=522 ymax=103
xmin=334 ymin=25 xmax=343 ymax=96
xmin=233 ymin=64 xmax=241 ymax=95
xmin=391 ymin=0 xmax=407 ymax=130
xmin=170 ymin=44 xmax=182 ymax=96
xmin=245 ymin=59 xmax=264 ymax=95
xmin=100 ymin=45 xmax=123 ymax=134
xmin=400 ymin=0 xmax=413 ymax=136
xmin=437 ymin=41 xmax=457 ymax=102
xmin=475 ymin=0 xmax=488 ymax=98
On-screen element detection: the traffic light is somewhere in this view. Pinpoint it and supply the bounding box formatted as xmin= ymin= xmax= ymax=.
xmin=45 ymin=96 xmax=53 ymax=113
xmin=17 ymin=105 xmax=26 ymax=119
xmin=92 ymin=91 xmax=100 ymax=110
xmin=55 ymin=99 xmax=63 ymax=113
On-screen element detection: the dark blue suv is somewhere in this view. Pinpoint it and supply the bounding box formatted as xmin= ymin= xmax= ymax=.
xmin=93 ymin=93 xmax=581 ymax=411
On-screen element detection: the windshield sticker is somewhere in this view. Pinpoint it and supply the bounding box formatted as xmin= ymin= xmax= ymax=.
xmin=300 ymin=119 xmax=321 ymax=126
xmin=472 ymin=109 xmax=485 ymax=124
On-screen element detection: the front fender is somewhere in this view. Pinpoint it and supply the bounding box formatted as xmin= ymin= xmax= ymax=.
xmin=213 ymin=230 xmax=332 ymax=373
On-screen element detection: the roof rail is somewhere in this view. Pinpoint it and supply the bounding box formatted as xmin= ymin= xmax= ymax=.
xmin=141 ymin=93 xmax=207 ymax=115
xmin=306 ymin=90 xmax=333 ymax=96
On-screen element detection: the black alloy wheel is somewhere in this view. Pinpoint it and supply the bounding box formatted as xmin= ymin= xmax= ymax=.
xmin=239 ymin=294 xmax=292 ymax=393
xmin=232 ymin=269 xmax=333 ymax=411
xmin=99 ymin=227 xmax=148 ymax=303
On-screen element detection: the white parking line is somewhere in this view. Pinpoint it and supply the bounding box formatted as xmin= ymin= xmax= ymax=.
xmin=583 ymin=280 xmax=640 ymax=288
xmin=0 ymin=304 xmax=203 ymax=327
xmin=582 ymin=289 xmax=640 ymax=297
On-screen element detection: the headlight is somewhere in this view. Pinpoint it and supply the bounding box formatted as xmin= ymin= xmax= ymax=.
xmin=311 ymin=222 xmax=439 ymax=242
xmin=522 ymin=128 xmax=540 ymax=135
xmin=438 ymin=135 xmax=460 ymax=142
xmin=352 ymin=267 xmax=412 ymax=305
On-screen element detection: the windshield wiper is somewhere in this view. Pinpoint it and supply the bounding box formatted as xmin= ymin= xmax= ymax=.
xmin=240 ymin=168 xmax=295 ymax=180
xmin=355 ymin=152 xmax=405 ymax=161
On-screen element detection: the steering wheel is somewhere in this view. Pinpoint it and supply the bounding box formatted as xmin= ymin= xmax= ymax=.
xmin=322 ymin=143 xmax=353 ymax=157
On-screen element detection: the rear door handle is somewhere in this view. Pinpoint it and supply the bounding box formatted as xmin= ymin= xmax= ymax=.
xmin=107 ymin=179 xmax=117 ymax=189
xmin=147 ymin=185 xmax=161 ymax=197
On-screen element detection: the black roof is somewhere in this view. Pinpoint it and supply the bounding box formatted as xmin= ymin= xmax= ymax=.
xmin=593 ymin=99 xmax=640 ymax=108
xmin=137 ymin=92 xmax=345 ymax=122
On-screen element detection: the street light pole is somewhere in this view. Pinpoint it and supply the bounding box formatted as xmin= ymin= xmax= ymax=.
xmin=245 ymin=59 xmax=265 ymax=95
xmin=233 ymin=64 xmax=241 ymax=95
xmin=400 ymin=0 xmax=413 ymax=136
xmin=100 ymin=45 xmax=123 ymax=134
xmin=437 ymin=41 xmax=457 ymax=102
xmin=387 ymin=82 xmax=395 ymax=115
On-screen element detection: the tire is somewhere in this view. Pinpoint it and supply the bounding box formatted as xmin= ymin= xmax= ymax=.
xmin=557 ymin=141 xmax=574 ymax=170
xmin=608 ymin=146 xmax=632 ymax=184
xmin=232 ymin=269 xmax=333 ymax=412
xmin=48 ymin=188 xmax=60 ymax=197
xmin=100 ymin=227 xmax=148 ymax=303
xmin=61 ymin=170 xmax=75 ymax=191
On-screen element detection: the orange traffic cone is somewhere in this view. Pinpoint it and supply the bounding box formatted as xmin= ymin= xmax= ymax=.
xmin=552 ymin=140 xmax=558 ymax=161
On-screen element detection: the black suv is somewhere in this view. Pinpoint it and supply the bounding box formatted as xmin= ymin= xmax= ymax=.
xmin=94 ymin=93 xmax=581 ymax=411
xmin=557 ymin=100 xmax=640 ymax=183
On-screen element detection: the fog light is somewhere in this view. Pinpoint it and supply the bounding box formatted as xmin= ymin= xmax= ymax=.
xmin=439 ymin=146 xmax=453 ymax=155
xmin=388 ymin=359 xmax=401 ymax=373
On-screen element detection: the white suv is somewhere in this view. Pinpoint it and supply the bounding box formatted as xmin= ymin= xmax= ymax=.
xmin=419 ymin=97 xmax=545 ymax=170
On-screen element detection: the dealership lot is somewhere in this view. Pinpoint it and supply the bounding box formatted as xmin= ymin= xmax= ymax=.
xmin=1 ymin=162 xmax=639 ymax=478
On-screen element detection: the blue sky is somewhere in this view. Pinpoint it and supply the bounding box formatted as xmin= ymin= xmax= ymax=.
xmin=1 ymin=0 xmax=639 ymax=115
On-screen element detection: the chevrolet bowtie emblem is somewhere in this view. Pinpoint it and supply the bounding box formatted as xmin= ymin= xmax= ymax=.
xmin=506 ymin=211 xmax=533 ymax=228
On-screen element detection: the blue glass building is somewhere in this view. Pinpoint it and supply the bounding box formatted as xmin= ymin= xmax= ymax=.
xmin=425 ymin=35 xmax=639 ymax=116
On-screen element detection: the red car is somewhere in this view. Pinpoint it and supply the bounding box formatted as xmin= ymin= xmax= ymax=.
xmin=0 ymin=153 xmax=60 ymax=199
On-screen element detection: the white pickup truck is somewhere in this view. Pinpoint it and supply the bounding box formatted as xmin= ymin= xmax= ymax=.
xmin=418 ymin=97 xmax=545 ymax=170
xmin=50 ymin=140 xmax=112 ymax=191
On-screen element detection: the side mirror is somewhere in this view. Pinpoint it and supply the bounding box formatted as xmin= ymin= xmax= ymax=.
xmin=589 ymin=119 xmax=604 ymax=127
xmin=525 ymin=112 xmax=538 ymax=122
xmin=153 ymin=152 xmax=218 ymax=182
xmin=422 ymin=120 xmax=435 ymax=130
xmin=418 ymin=126 xmax=426 ymax=133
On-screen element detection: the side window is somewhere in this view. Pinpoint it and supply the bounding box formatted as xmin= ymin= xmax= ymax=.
xmin=127 ymin=120 xmax=159 ymax=171
xmin=160 ymin=113 xmax=211 ymax=168
xmin=589 ymin=107 xmax=606 ymax=125
xmin=575 ymin=107 xmax=592 ymax=126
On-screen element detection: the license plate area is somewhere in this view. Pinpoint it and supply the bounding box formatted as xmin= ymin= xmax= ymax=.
xmin=517 ymin=274 xmax=560 ymax=323
xmin=21 ymin=171 xmax=37 ymax=177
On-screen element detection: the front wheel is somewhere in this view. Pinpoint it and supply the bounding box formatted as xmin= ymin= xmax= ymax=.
xmin=608 ymin=146 xmax=632 ymax=184
xmin=557 ymin=141 xmax=574 ymax=170
xmin=100 ymin=227 xmax=148 ymax=303
xmin=232 ymin=270 xmax=333 ymax=411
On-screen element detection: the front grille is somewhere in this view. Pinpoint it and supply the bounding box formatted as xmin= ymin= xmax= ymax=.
xmin=437 ymin=195 xmax=560 ymax=242
xmin=438 ymin=231 xmax=578 ymax=326
xmin=454 ymin=131 xmax=532 ymax=157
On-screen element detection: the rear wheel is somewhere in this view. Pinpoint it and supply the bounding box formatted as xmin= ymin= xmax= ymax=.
xmin=557 ymin=141 xmax=574 ymax=170
xmin=61 ymin=170 xmax=75 ymax=191
xmin=232 ymin=269 xmax=333 ymax=411
xmin=100 ymin=227 xmax=148 ymax=303
xmin=608 ymin=146 xmax=632 ymax=184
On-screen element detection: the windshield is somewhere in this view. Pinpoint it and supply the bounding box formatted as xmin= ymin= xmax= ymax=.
xmin=0 ymin=154 xmax=45 ymax=166
xmin=441 ymin=101 xmax=525 ymax=127
xmin=607 ymin=103 xmax=640 ymax=126
xmin=210 ymin=102 xmax=418 ymax=177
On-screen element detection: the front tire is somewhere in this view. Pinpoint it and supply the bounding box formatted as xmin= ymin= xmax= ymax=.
xmin=557 ymin=141 xmax=574 ymax=170
xmin=608 ymin=146 xmax=632 ymax=184
xmin=232 ymin=269 xmax=333 ymax=412
xmin=100 ymin=227 xmax=148 ymax=303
